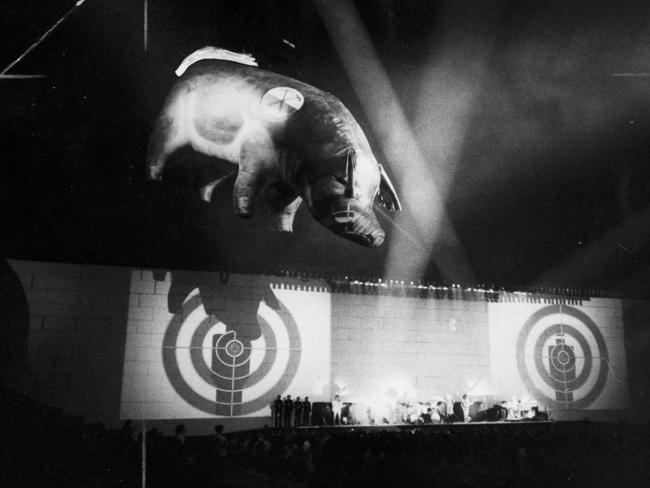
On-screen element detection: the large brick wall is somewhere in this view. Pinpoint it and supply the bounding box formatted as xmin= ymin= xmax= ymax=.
xmin=330 ymin=293 xmax=490 ymax=404
xmin=488 ymin=300 xmax=629 ymax=419
xmin=0 ymin=259 xmax=642 ymax=432
xmin=120 ymin=269 xmax=332 ymax=425
xmin=1 ymin=260 xmax=132 ymax=426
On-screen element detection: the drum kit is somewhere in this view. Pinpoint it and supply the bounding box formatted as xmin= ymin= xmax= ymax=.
xmin=338 ymin=397 xmax=542 ymax=425
xmin=398 ymin=401 xmax=429 ymax=424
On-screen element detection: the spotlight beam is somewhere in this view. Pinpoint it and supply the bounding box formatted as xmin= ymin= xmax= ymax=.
xmin=314 ymin=0 xmax=474 ymax=282
xmin=375 ymin=206 xmax=427 ymax=253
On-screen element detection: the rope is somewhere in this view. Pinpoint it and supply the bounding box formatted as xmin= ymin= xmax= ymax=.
xmin=1 ymin=0 xmax=88 ymax=76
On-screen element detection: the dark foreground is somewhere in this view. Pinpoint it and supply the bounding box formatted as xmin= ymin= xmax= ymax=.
xmin=2 ymin=387 xmax=649 ymax=488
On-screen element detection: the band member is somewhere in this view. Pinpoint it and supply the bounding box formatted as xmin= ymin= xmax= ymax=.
xmin=302 ymin=397 xmax=312 ymax=426
xmin=508 ymin=398 xmax=519 ymax=419
xmin=283 ymin=395 xmax=294 ymax=427
xmin=429 ymin=406 xmax=440 ymax=423
xmin=332 ymin=394 xmax=342 ymax=425
xmin=436 ymin=401 xmax=448 ymax=423
xmin=422 ymin=407 xmax=434 ymax=424
xmin=461 ymin=393 xmax=472 ymax=423
xmin=273 ymin=395 xmax=283 ymax=427
xmin=496 ymin=401 xmax=508 ymax=421
xmin=445 ymin=395 xmax=454 ymax=420
xmin=294 ymin=397 xmax=303 ymax=427
xmin=406 ymin=402 xmax=420 ymax=423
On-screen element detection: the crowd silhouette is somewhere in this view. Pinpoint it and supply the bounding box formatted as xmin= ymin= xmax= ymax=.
xmin=2 ymin=387 xmax=649 ymax=488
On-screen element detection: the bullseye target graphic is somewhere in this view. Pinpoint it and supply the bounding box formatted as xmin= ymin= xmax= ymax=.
xmin=162 ymin=291 xmax=301 ymax=416
xmin=516 ymin=305 xmax=609 ymax=410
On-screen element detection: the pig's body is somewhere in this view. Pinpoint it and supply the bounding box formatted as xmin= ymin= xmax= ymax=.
xmin=147 ymin=47 xmax=400 ymax=247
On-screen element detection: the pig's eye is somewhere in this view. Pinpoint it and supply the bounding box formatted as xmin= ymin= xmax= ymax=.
xmin=330 ymin=172 xmax=348 ymax=186
xmin=329 ymin=172 xmax=354 ymax=197
xmin=320 ymin=148 xmax=356 ymax=197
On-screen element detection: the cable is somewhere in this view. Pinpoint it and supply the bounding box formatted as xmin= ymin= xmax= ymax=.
xmin=0 ymin=0 xmax=88 ymax=77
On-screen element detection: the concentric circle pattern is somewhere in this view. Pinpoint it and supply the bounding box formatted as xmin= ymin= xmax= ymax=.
xmin=162 ymin=292 xmax=301 ymax=416
xmin=516 ymin=305 xmax=609 ymax=410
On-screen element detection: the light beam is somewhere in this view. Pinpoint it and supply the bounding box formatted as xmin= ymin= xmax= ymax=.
xmin=314 ymin=0 xmax=474 ymax=282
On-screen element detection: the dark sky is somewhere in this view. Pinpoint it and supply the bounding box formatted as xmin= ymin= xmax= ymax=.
xmin=1 ymin=0 xmax=649 ymax=295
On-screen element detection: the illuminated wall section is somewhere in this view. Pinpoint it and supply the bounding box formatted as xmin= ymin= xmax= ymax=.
xmin=488 ymin=298 xmax=629 ymax=416
xmin=120 ymin=270 xmax=331 ymax=420
xmin=1 ymin=259 xmax=642 ymax=430
xmin=329 ymin=293 xmax=491 ymax=406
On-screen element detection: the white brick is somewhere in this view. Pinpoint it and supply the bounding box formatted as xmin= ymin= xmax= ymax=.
xmin=140 ymin=270 xmax=157 ymax=281
xmin=129 ymin=306 xmax=154 ymax=322
xmin=135 ymin=320 xmax=166 ymax=335
xmin=139 ymin=294 xmax=165 ymax=309
xmin=130 ymin=280 xmax=156 ymax=294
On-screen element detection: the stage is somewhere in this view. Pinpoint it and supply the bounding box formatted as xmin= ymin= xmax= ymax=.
xmin=255 ymin=419 xmax=552 ymax=435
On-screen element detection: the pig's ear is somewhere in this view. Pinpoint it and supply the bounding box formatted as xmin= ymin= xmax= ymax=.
xmin=345 ymin=149 xmax=356 ymax=198
xmin=377 ymin=164 xmax=402 ymax=211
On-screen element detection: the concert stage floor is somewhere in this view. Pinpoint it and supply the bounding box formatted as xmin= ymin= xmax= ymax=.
xmin=265 ymin=420 xmax=551 ymax=434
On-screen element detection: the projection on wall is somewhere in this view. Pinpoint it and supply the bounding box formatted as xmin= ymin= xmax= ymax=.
xmin=120 ymin=271 xmax=331 ymax=420
xmin=489 ymin=300 xmax=628 ymax=412
xmin=121 ymin=271 xmax=629 ymax=421
xmin=2 ymin=260 xmax=632 ymax=425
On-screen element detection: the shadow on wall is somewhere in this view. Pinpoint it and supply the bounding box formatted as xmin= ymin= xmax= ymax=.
xmin=157 ymin=269 xmax=301 ymax=418
xmin=623 ymin=299 xmax=650 ymax=423
xmin=0 ymin=260 xmax=30 ymax=388
xmin=1 ymin=260 xmax=133 ymax=427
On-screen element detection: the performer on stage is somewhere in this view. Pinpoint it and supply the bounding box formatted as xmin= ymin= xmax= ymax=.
xmin=283 ymin=395 xmax=294 ymax=427
xmin=302 ymin=397 xmax=312 ymax=426
xmin=436 ymin=401 xmax=449 ymax=423
xmin=496 ymin=401 xmax=508 ymax=421
xmin=294 ymin=397 xmax=303 ymax=427
xmin=445 ymin=395 xmax=454 ymax=420
xmin=273 ymin=395 xmax=283 ymax=427
xmin=461 ymin=393 xmax=472 ymax=423
xmin=332 ymin=394 xmax=342 ymax=425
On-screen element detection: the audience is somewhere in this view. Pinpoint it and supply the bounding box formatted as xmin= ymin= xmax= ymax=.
xmin=2 ymin=386 xmax=649 ymax=487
